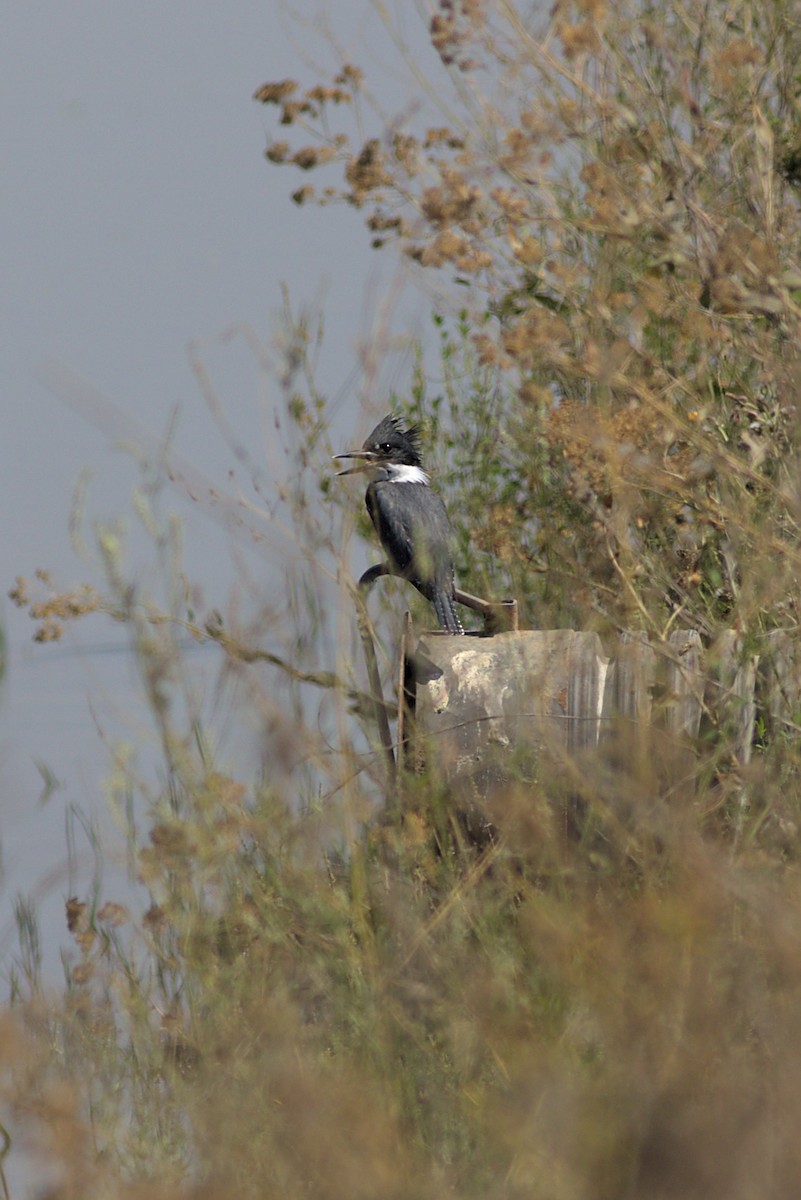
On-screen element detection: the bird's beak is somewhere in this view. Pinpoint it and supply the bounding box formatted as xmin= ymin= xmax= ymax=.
xmin=333 ymin=450 xmax=376 ymax=477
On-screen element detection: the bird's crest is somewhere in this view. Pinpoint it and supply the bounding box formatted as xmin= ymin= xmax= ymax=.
xmin=366 ymin=412 xmax=422 ymax=457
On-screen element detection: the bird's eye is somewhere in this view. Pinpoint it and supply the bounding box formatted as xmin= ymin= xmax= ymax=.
xmin=379 ymin=443 xmax=393 ymax=453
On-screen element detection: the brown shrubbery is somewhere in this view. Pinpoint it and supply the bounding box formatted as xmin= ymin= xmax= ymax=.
xmin=7 ymin=3 xmax=801 ymax=1197
xmin=256 ymin=0 xmax=801 ymax=640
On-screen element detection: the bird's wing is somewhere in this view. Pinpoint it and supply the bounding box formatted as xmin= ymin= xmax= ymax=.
xmin=366 ymin=484 xmax=414 ymax=574
xmin=367 ymin=483 xmax=453 ymax=584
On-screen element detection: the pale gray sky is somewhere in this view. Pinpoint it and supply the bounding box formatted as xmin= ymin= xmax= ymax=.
xmin=3 ymin=1 xmax=438 ymax=596
xmin=1 ymin=2 xmax=445 ymax=995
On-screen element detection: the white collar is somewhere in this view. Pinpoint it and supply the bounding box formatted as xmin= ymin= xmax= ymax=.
xmin=375 ymin=463 xmax=429 ymax=484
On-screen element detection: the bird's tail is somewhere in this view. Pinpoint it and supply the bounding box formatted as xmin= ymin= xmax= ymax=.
xmin=434 ymin=589 xmax=465 ymax=635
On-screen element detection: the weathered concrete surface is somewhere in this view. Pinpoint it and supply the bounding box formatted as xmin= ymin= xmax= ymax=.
xmin=410 ymin=630 xmax=609 ymax=786
xmin=406 ymin=626 xmax=776 ymax=806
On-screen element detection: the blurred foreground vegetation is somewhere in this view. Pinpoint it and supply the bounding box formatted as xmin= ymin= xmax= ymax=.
xmin=7 ymin=1 xmax=801 ymax=1196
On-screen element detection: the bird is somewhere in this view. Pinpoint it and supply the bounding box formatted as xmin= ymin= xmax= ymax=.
xmin=335 ymin=413 xmax=465 ymax=634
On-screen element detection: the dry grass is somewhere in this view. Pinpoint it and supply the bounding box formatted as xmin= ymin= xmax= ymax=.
xmin=7 ymin=734 xmax=801 ymax=1198
xmin=6 ymin=1 xmax=801 ymax=1196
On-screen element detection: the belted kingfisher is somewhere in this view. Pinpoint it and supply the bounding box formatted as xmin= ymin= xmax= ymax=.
xmin=336 ymin=414 xmax=465 ymax=634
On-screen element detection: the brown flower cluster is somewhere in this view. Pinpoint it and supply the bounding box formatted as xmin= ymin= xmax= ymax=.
xmin=255 ymin=5 xmax=801 ymax=632
xmin=9 ymin=571 xmax=102 ymax=642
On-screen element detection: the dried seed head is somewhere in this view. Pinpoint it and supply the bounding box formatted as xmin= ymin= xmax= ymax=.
xmin=492 ymin=187 xmax=529 ymax=220
xmin=345 ymin=140 xmax=390 ymax=202
xmin=424 ymin=127 xmax=464 ymax=149
xmin=392 ymin=133 xmax=421 ymax=175
xmin=334 ymin=64 xmax=364 ymax=87
xmin=253 ymin=80 xmax=298 ymax=105
xmin=66 ymin=897 xmax=88 ymax=934
xmin=265 ymin=141 xmax=290 ymax=163
xmin=306 ymin=85 xmax=352 ymax=106
xmin=291 ymin=146 xmax=336 ymax=171
xmin=280 ymin=100 xmax=314 ymax=125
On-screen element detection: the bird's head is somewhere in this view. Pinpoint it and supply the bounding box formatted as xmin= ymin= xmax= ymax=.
xmin=335 ymin=413 xmax=423 ymax=476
